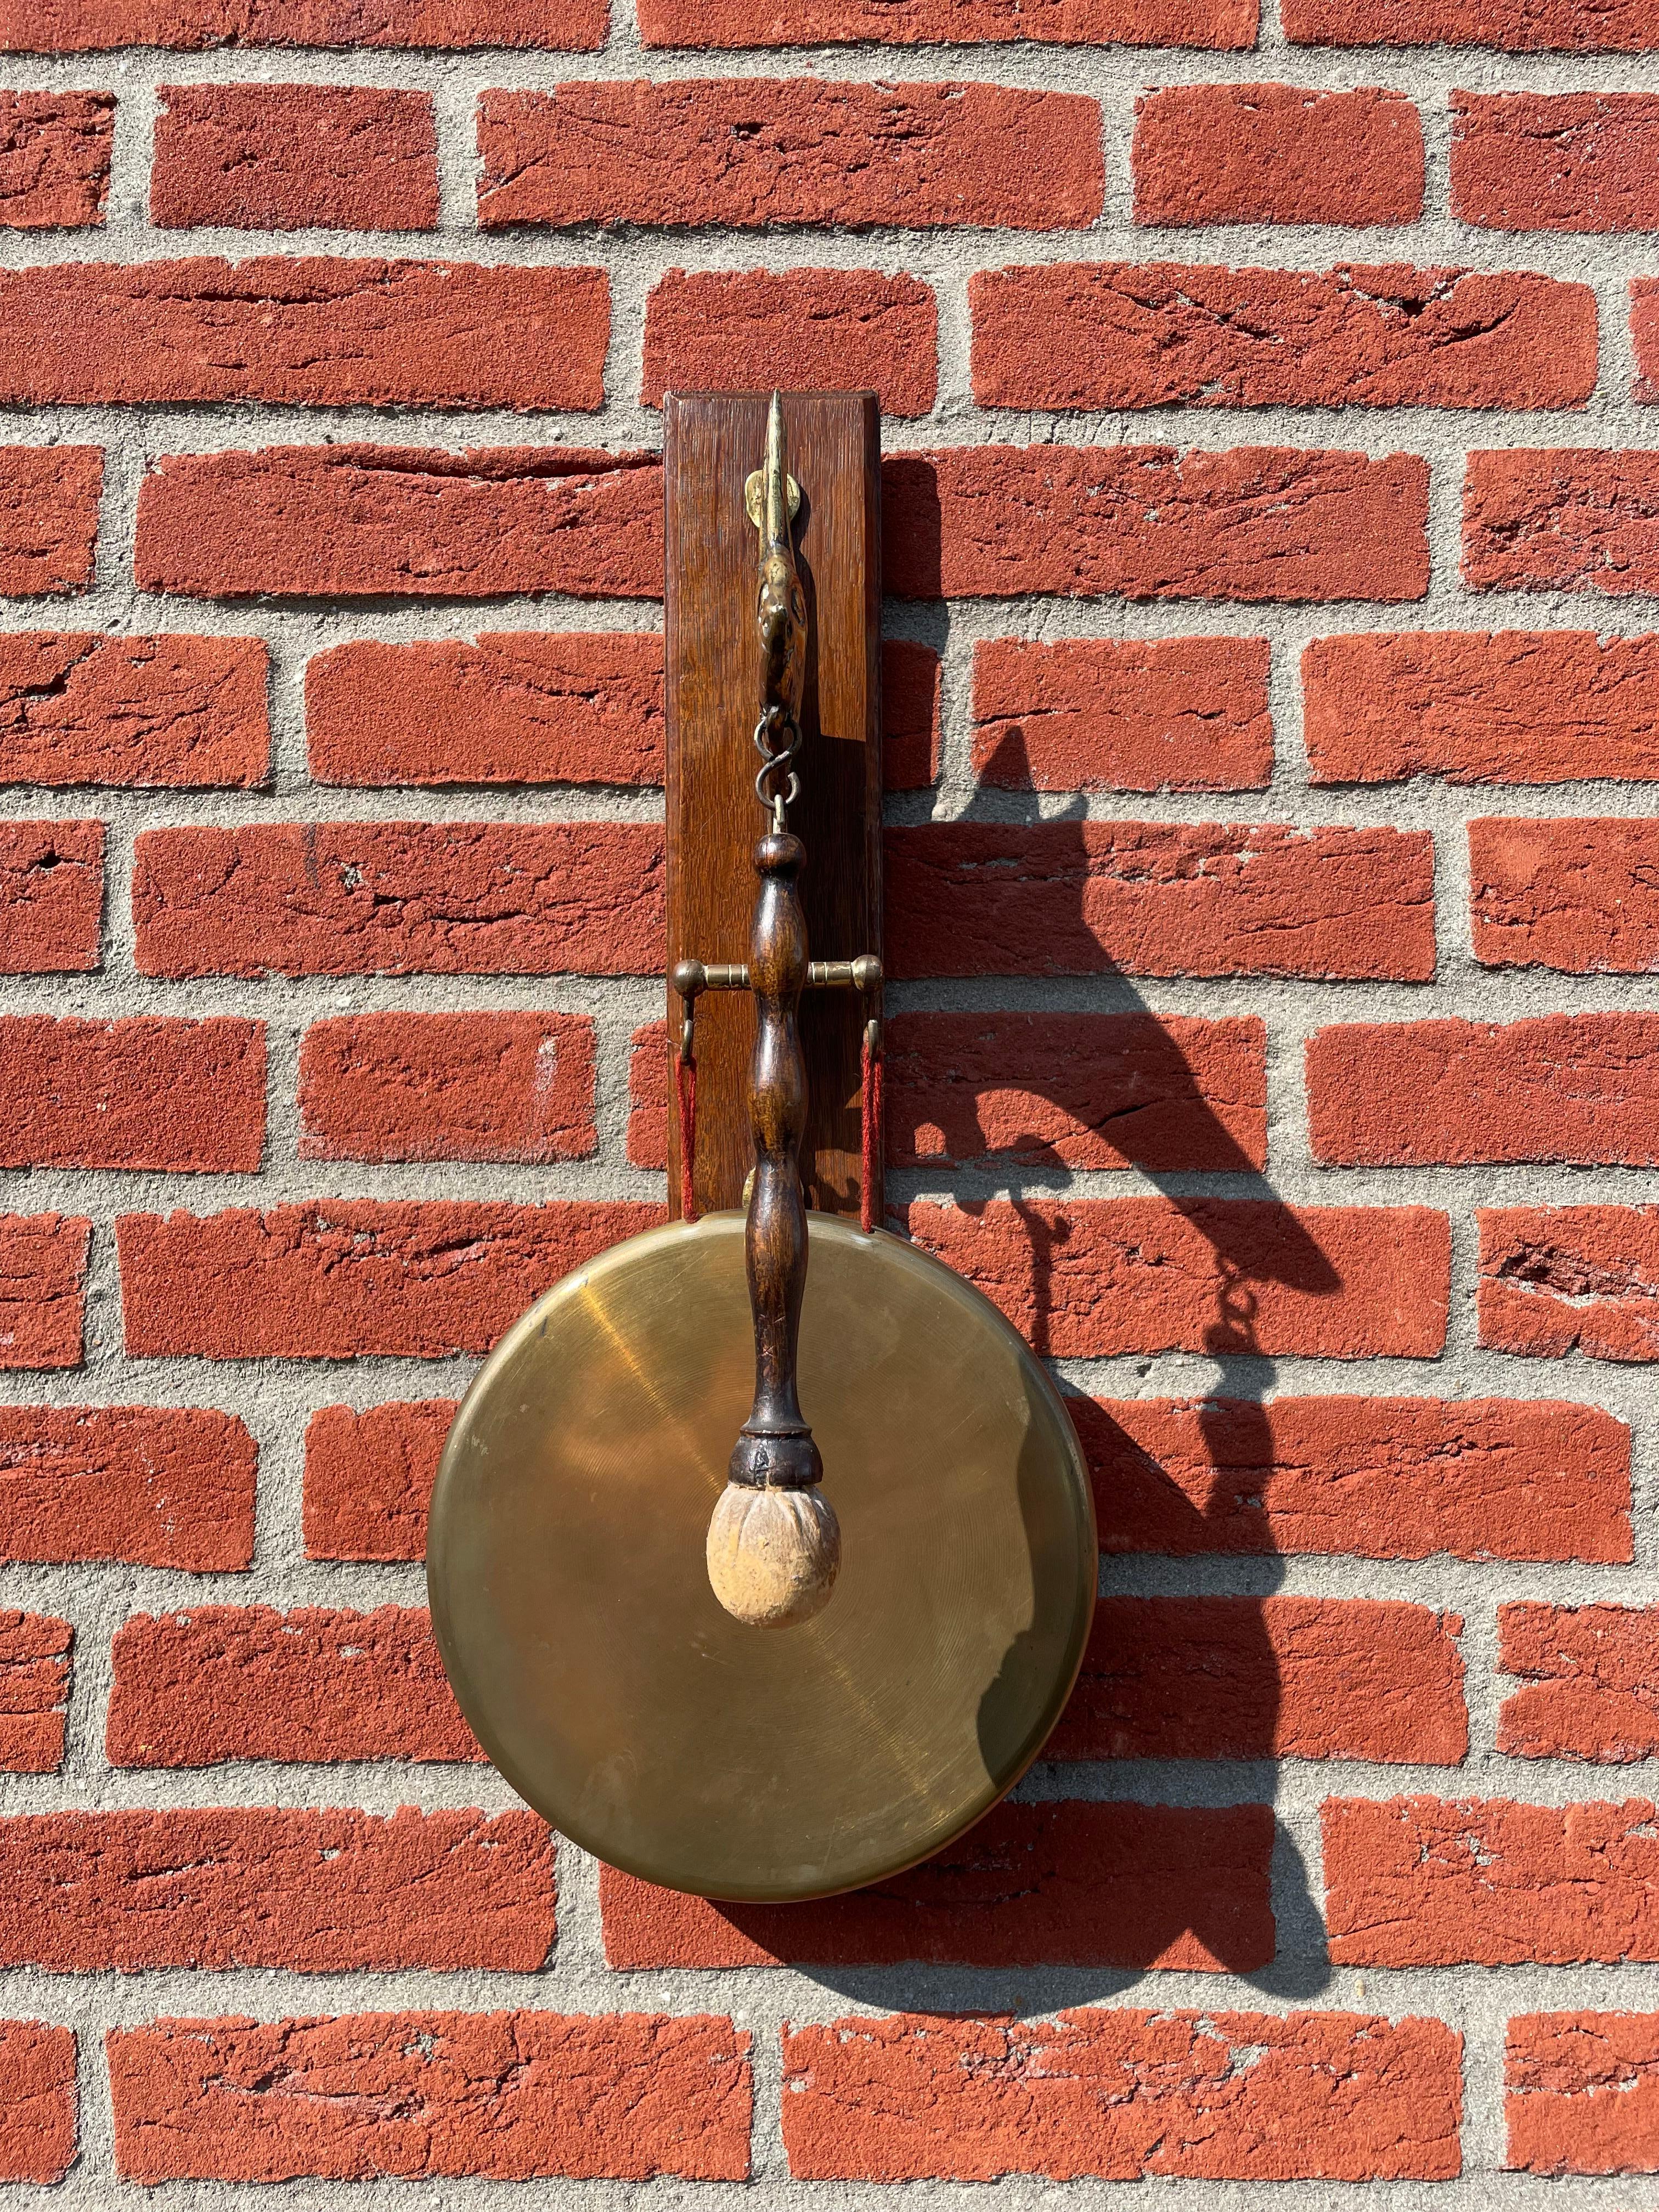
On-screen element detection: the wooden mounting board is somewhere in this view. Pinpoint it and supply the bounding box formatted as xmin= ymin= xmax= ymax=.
xmin=664 ymin=391 xmax=882 ymax=1220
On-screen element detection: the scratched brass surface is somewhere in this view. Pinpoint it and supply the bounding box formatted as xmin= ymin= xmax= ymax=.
xmin=427 ymin=1212 xmax=1096 ymax=1902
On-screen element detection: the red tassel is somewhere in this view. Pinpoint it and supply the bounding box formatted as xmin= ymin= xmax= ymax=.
xmin=674 ymin=1048 xmax=698 ymax=1225
xmin=860 ymin=1027 xmax=882 ymax=1235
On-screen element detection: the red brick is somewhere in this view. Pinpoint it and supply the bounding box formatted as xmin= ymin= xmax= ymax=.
xmin=627 ymin=1021 xmax=671 ymax=1170
xmin=303 ymin=1399 xmax=453 ymax=1561
xmin=0 ymin=260 xmax=607 ymax=410
xmin=0 ymin=1216 xmax=86 ymax=1370
xmin=0 ymin=2023 xmax=74 ymax=2183
xmin=1470 ymin=816 xmax=1659 ymax=973
xmin=1305 ymin=630 xmax=1659 ymax=786
xmin=153 ymin=83 xmax=436 ymax=230
xmin=110 ymin=2012 xmax=749 ymax=2184
xmin=1500 ymin=1605 xmax=1659 ymax=1763
xmin=1479 ymin=1205 xmax=1659 ymax=1363
xmin=974 ymin=263 xmax=1591 ymax=412
xmin=1507 ymin=2012 xmax=1659 ymax=2176
xmin=906 ymin=1198 xmax=1449 ymax=1358
xmin=886 ymin=822 xmax=1435 ymax=981
xmin=311 ymin=631 xmax=926 ymax=788
xmin=887 ymin=1011 xmax=1266 ymax=1171
xmin=0 ymin=821 xmax=101 ymax=972
xmin=0 ymin=0 xmax=607 ymax=45
xmin=782 ymin=2010 xmax=1462 ymax=2183
xmin=0 ymin=632 xmax=266 ymax=788
xmin=300 ymin=1012 xmax=595 ymax=1164
xmin=0 ymin=1613 xmax=69 ymax=1774
xmin=1454 ymin=92 xmax=1659 ymax=233
xmin=882 ymin=637 xmax=939 ymax=790
xmin=1632 ymin=283 xmax=1659 ymax=402
xmin=1081 ymin=1396 xmax=1631 ymax=1564
xmin=1465 ymin=451 xmax=1659 ymax=599
xmin=639 ymin=0 xmax=1256 ymax=46
xmin=108 ymin=1605 xmax=478 ymax=1767
xmin=1050 ymin=1598 xmax=1465 ymax=1763
xmin=137 ymin=444 xmax=658 ymax=601
xmin=643 ymin=268 xmax=934 ymax=415
xmin=0 ymin=1405 xmax=255 ymax=1568
xmin=308 ymin=633 xmax=661 ymax=787
xmin=0 ymin=445 xmax=99 ymax=595
xmin=0 ymin=1016 xmax=263 ymax=1172
xmin=118 ymin=1200 xmax=659 ymax=1359
xmin=477 ymin=80 xmax=1104 ymax=232
xmin=972 ymin=636 xmax=1270 ymax=793
xmin=1325 ymin=1796 xmax=1659 ymax=1966
xmin=1285 ymin=0 xmax=1655 ymax=47
xmin=133 ymin=821 xmax=662 ymax=979
xmin=885 ymin=446 xmax=1428 ymax=602
xmin=1132 ymin=86 xmax=1423 ymax=228
xmin=602 ymin=1801 xmax=1274 ymax=1971
xmin=0 ymin=91 xmax=110 ymax=227
xmin=1311 ymin=1014 xmax=1659 ymax=1167
xmin=0 ymin=1808 xmax=552 ymax=1971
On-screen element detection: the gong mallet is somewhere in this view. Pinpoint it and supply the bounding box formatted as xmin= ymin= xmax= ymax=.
xmin=674 ymin=393 xmax=878 ymax=1629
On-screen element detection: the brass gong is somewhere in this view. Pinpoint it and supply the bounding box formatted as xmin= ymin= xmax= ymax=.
xmin=427 ymin=1208 xmax=1096 ymax=1901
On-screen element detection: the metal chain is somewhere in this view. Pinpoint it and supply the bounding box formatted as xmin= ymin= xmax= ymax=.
xmin=754 ymin=703 xmax=802 ymax=828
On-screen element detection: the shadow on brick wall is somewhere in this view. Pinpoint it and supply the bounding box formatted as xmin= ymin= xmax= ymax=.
xmin=957 ymin=727 xmax=1334 ymax=2003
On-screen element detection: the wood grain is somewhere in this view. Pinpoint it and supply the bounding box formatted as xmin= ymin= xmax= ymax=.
xmin=664 ymin=390 xmax=882 ymax=1220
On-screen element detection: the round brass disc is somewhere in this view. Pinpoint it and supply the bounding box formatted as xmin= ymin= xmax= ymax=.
xmin=427 ymin=1212 xmax=1096 ymax=1902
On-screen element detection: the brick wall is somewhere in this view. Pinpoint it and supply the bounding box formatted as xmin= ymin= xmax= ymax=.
xmin=0 ymin=0 xmax=1654 ymax=2197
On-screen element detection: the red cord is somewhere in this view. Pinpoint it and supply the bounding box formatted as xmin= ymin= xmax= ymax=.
xmin=674 ymin=1048 xmax=698 ymax=1224
xmin=860 ymin=1028 xmax=882 ymax=1235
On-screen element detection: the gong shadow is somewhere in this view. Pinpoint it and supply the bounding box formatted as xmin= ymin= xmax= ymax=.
xmin=686 ymin=718 xmax=1338 ymax=2008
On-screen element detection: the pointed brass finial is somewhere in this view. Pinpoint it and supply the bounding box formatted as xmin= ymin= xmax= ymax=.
xmin=744 ymin=391 xmax=801 ymax=538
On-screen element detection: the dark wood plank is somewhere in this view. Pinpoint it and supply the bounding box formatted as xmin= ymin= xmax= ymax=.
xmin=664 ymin=391 xmax=882 ymax=1220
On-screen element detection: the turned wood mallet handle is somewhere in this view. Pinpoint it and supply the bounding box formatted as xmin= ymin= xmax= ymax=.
xmin=730 ymin=826 xmax=820 ymax=1497
xmin=704 ymin=394 xmax=842 ymax=1630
